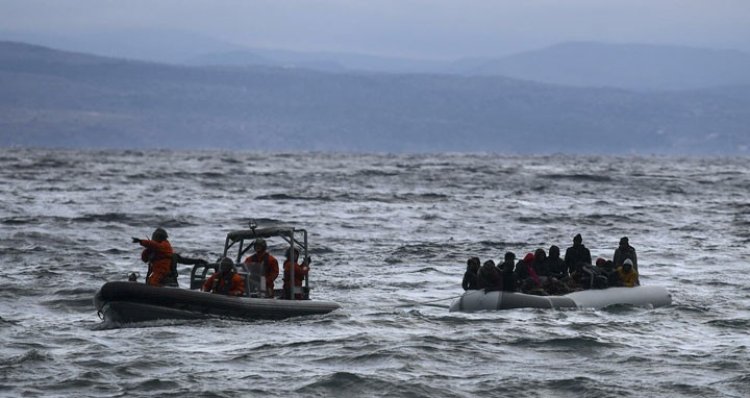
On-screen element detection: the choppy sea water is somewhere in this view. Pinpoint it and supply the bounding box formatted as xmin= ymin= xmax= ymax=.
xmin=1 ymin=149 xmax=749 ymax=398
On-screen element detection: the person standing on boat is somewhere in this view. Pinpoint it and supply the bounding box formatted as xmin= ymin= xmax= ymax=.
xmin=462 ymin=257 xmax=481 ymax=291
xmin=613 ymin=237 xmax=638 ymax=272
xmin=202 ymin=257 xmax=245 ymax=296
xmin=132 ymin=227 xmax=174 ymax=287
xmin=498 ymin=252 xmax=517 ymax=292
xmin=564 ymin=234 xmax=592 ymax=275
xmin=283 ymin=248 xmax=310 ymax=300
xmin=244 ymin=238 xmax=279 ymax=298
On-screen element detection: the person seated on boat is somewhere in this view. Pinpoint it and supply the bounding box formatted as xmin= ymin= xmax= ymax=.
xmin=462 ymin=257 xmax=481 ymax=291
xmin=544 ymin=245 xmax=568 ymax=280
xmin=615 ymin=259 xmax=639 ymax=288
xmin=498 ymin=252 xmax=517 ymax=292
xmin=202 ymin=257 xmax=245 ymax=296
xmin=132 ymin=227 xmax=174 ymax=287
xmin=564 ymin=234 xmax=592 ymax=275
xmin=613 ymin=236 xmax=639 ymax=284
xmin=477 ymin=259 xmax=502 ymax=291
xmin=532 ymin=248 xmax=549 ymax=280
xmin=243 ymin=238 xmax=279 ymax=298
xmin=515 ymin=253 xmax=542 ymax=294
xmin=283 ymin=248 xmax=310 ymax=300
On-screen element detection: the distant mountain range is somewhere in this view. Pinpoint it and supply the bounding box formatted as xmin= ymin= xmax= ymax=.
xmin=4 ymin=29 xmax=750 ymax=91
xmin=1 ymin=41 xmax=748 ymax=154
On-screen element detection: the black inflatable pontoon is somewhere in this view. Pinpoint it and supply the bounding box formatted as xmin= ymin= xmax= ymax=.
xmin=95 ymin=281 xmax=340 ymax=323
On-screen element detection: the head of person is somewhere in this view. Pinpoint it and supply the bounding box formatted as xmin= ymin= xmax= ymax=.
xmin=534 ymin=248 xmax=546 ymax=262
xmin=619 ymin=237 xmax=629 ymax=249
xmin=504 ymin=252 xmax=516 ymax=263
xmin=219 ymin=257 xmax=235 ymax=274
xmin=596 ymin=257 xmax=607 ymax=267
xmin=286 ymin=247 xmax=300 ymax=260
xmin=573 ymin=234 xmax=583 ymax=245
xmin=623 ymin=258 xmax=633 ymax=272
xmin=483 ymin=259 xmax=495 ymax=268
xmin=151 ymin=228 xmax=168 ymax=242
xmin=548 ymin=245 xmax=560 ymax=259
xmin=523 ymin=252 xmax=535 ymax=264
xmin=254 ymin=238 xmax=267 ymax=253
xmin=467 ymin=257 xmax=481 ymax=273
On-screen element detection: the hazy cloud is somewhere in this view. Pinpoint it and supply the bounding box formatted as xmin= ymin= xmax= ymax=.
xmin=1 ymin=0 xmax=749 ymax=57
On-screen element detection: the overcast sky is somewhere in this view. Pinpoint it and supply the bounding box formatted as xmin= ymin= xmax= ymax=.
xmin=2 ymin=0 xmax=749 ymax=59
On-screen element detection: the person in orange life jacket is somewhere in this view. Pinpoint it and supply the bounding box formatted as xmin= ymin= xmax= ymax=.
xmin=243 ymin=238 xmax=279 ymax=297
xmin=132 ymin=227 xmax=174 ymax=287
xmin=202 ymin=257 xmax=245 ymax=296
xmin=283 ymin=248 xmax=310 ymax=300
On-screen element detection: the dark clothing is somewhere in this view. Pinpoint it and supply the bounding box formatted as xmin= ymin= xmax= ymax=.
xmin=477 ymin=262 xmax=502 ymax=291
xmin=501 ymin=270 xmax=516 ymax=292
xmin=462 ymin=270 xmax=479 ymax=291
xmin=162 ymin=254 xmax=207 ymax=287
xmin=545 ymin=257 xmax=567 ymax=279
xmin=564 ymin=244 xmax=592 ymax=275
xmin=534 ymin=258 xmax=550 ymax=277
xmin=613 ymin=246 xmax=638 ymax=271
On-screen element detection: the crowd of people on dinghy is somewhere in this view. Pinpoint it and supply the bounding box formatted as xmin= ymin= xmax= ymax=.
xmin=462 ymin=234 xmax=640 ymax=296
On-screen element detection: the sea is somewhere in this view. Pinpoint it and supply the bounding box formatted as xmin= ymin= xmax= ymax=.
xmin=1 ymin=148 xmax=749 ymax=398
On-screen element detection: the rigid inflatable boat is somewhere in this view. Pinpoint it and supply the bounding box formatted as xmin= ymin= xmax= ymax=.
xmin=95 ymin=281 xmax=340 ymax=323
xmin=449 ymin=285 xmax=671 ymax=313
xmin=95 ymin=224 xmax=340 ymax=323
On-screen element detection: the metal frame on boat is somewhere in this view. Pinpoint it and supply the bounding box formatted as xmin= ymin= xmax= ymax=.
xmin=189 ymin=224 xmax=310 ymax=299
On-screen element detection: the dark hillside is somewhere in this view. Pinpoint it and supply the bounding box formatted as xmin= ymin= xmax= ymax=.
xmin=1 ymin=41 xmax=748 ymax=154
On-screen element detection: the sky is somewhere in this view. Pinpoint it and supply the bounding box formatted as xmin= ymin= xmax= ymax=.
xmin=1 ymin=0 xmax=750 ymax=59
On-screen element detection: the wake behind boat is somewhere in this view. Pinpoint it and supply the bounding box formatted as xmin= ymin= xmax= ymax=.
xmin=95 ymin=224 xmax=340 ymax=323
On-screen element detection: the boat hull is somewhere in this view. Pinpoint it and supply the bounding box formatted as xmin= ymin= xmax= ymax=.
xmin=449 ymin=286 xmax=671 ymax=313
xmin=94 ymin=281 xmax=340 ymax=323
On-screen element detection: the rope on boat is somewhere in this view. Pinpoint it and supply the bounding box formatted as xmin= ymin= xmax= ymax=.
xmin=395 ymin=295 xmax=462 ymax=308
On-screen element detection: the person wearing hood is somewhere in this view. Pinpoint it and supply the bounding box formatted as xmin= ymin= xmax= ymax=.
xmin=462 ymin=257 xmax=481 ymax=291
xmin=498 ymin=252 xmax=517 ymax=292
xmin=616 ymin=259 xmax=639 ymax=287
xmin=515 ymin=253 xmax=541 ymax=293
xmin=613 ymin=236 xmax=638 ymax=272
xmin=477 ymin=259 xmax=502 ymax=291
xmin=132 ymin=227 xmax=174 ymax=287
xmin=533 ymin=248 xmax=549 ymax=279
xmin=544 ymin=245 xmax=568 ymax=280
xmin=564 ymin=234 xmax=592 ymax=275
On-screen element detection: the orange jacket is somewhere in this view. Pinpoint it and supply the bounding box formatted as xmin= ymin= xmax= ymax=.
xmin=139 ymin=239 xmax=173 ymax=286
xmin=202 ymin=272 xmax=245 ymax=296
xmin=283 ymin=260 xmax=309 ymax=290
xmin=244 ymin=252 xmax=279 ymax=291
